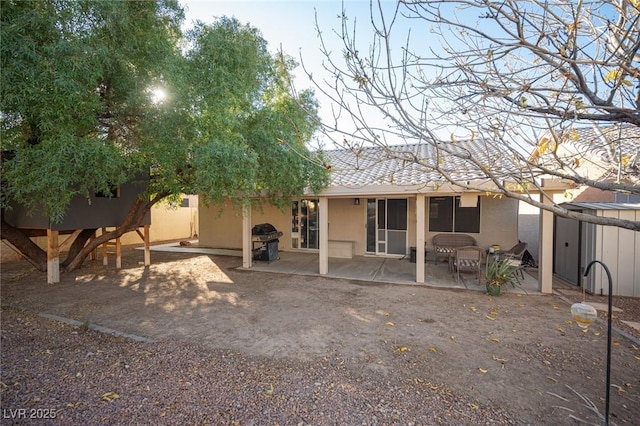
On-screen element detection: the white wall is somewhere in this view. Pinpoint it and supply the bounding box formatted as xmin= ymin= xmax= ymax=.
xmin=518 ymin=200 xmax=540 ymax=263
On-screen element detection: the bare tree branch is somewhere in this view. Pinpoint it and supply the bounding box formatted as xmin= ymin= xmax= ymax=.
xmin=306 ymin=0 xmax=640 ymax=230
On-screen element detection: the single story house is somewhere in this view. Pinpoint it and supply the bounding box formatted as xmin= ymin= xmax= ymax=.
xmin=200 ymin=141 xmax=566 ymax=293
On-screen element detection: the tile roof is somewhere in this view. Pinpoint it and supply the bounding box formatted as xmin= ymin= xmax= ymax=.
xmin=323 ymin=139 xmax=515 ymax=188
xmin=320 ymin=123 xmax=640 ymax=190
xmin=553 ymin=123 xmax=640 ymax=164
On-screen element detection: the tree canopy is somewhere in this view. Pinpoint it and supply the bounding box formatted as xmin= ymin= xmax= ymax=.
xmin=310 ymin=0 xmax=639 ymax=231
xmin=0 ymin=0 xmax=328 ymax=270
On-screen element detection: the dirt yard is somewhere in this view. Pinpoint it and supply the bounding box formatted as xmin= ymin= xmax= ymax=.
xmin=1 ymin=249 xmax=639 ymax=425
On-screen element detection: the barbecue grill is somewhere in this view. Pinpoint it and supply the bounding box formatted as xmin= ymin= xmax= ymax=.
xmin=251 ymin=223 xmax=282 ymax=262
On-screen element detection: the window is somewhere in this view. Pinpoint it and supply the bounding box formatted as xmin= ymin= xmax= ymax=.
xmin=429 ymin=196 xmax=480 ymax=233
xmin=95 ymin=184 xmax=120 ymax=198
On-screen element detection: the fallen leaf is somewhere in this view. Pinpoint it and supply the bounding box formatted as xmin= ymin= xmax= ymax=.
xmin=492 ymin=355 xmax=508 ymax=364
xmin=553 ymin=306 xmax=560 ymax=310
xmin=633 ymin=355 xmax=640 ymax=360
xmin=612 ymin=384 xmax=626 ymax=394
xmin=490 ymin=310 xmax=499 ymax=316
xmin=470 ymin=306 xmax=477 ymax=312
xmin=547 ymin=377 xmax=558 ymax=383
xmin=478 ymin=368 xmax=488 ymax=374
xmin=490 ymin=338 xmax=500 ymax=343
xmin=264 ymin=383 xmax=274 ymax=397
xmin=486 ymin=315 xmax=496 ymax=321
xmin=429 ymin=346 xmax=438 ymax=353
xmin=450 ymin=336 xmax=456 ymax=341
xmin=469 ymin=403 xmax=479 ymax=410
xmin=101 ymin=392 xmax=120 ymax=402
xmin=613 ymin=341 xmax=620 ymax=346
xmin=398 ymin=346 xmax=409 ymax=352
xmin=386 ymin=322 xmax=395 ymax=327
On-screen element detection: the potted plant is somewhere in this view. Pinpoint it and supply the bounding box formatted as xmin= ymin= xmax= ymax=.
xmin=484 ymin=259 xmax=520 ymax=296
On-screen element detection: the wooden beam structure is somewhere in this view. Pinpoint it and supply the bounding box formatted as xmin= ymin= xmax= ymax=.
xmin=101 ymin=227 xmax=122 ymax=268
xmin=135 ymin=225 xmax=151 ymax=266
xmin=46 ymin=229 xmax=59 ymax=284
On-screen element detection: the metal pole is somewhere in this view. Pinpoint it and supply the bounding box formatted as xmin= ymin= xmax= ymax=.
xmin=583 ymin=260 xmax=613 ymax=426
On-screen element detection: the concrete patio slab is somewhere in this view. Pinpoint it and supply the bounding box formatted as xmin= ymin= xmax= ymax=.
xmin=146 ymin=241 xmax=540 ymax=293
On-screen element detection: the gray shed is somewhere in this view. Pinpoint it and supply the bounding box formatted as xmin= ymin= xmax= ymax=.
xmin=556 ymin=202 xmax=640 ymax=297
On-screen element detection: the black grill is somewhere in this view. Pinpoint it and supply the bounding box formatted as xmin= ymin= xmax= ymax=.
xmin=251 ymin=223 xmax=282 ymax=262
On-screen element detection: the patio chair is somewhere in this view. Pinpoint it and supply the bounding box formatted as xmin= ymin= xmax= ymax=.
xmin=432 ymin=233 xmax=478 ymax=265
xmin=452 ymin=246 xmax=484 ymax=284
xmin=498 ymin=242 xmax=528 ymax=279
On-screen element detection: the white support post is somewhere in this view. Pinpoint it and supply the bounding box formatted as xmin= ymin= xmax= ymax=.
xmin=415 ymin=194 xmax=425 ymax=283
xmin=319 ymin=196 xmax=329 ymax=275
xmin=539 ymin=196 xmax=554 ymax=294
xmin=242 ymin=204 xmax=252 ymax=269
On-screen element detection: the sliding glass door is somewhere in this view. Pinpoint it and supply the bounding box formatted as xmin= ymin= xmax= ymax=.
xmin=291 ymin=199 xmax=319 ymax=250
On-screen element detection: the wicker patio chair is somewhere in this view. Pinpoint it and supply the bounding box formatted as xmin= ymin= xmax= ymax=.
xmin=432 ymin=233 xmax=478 ymax=266
xmin=498 ymin=242 xmax=528 ymax=279
xmin=452 ymin=246 xmax=484 ymax=284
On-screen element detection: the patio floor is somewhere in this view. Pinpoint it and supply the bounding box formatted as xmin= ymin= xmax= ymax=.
xmin=148 ymin=242 xmax=541 ymax=294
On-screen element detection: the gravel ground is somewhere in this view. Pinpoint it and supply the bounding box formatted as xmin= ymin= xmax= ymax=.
xmin=1 ymin=251 xmax=639 ymax=425
xmin=1 ymin=307 xmax=513 ymax=425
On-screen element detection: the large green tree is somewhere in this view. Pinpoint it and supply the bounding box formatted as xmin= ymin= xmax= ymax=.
xmin=1 ymin=0 xmax=328 ymax=271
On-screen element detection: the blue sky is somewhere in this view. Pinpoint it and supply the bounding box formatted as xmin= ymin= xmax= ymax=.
xmin=181 ymin=1 xmax=359 ymax=91
xmin=181 ymin=1 xmax=408 ymax=146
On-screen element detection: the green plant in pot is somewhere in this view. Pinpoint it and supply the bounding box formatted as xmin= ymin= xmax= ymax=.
xmin=485 ymin=259 xmax=520 ymax=296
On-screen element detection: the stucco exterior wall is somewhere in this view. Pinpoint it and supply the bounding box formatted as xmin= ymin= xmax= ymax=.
xmin=327 ymin=198 xmax=366 ymax=255
xmin=198 ymin=201 xmax=290 ymax=250
xmin=199 ymin=195 xmax=519 ymax=257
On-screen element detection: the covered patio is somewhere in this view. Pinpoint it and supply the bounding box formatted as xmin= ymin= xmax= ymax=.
xmin=148 ymin=242 xmax=540 ymax=293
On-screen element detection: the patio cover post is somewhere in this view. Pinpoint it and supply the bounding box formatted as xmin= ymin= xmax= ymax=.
xmin=242 ymin=204 xmax=252 ymax=269
xmin=539 ymin=195 xmax=554 ymax=294
xmin=415 ymin=194 xmax=425 ymax=283
xmin=319 ymin=196 xmax=329 ymax=275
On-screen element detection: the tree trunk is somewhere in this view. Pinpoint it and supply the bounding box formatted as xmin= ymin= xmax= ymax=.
xmin=1 ymin=192 xmax=167 ymax=275
xmin=61 ymin=228 xmax=98 ymax=268
xmin=63 ymin=193 xmax=167 ymax=272
xmin=0 ymin=217 xmax=47 ymax=271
